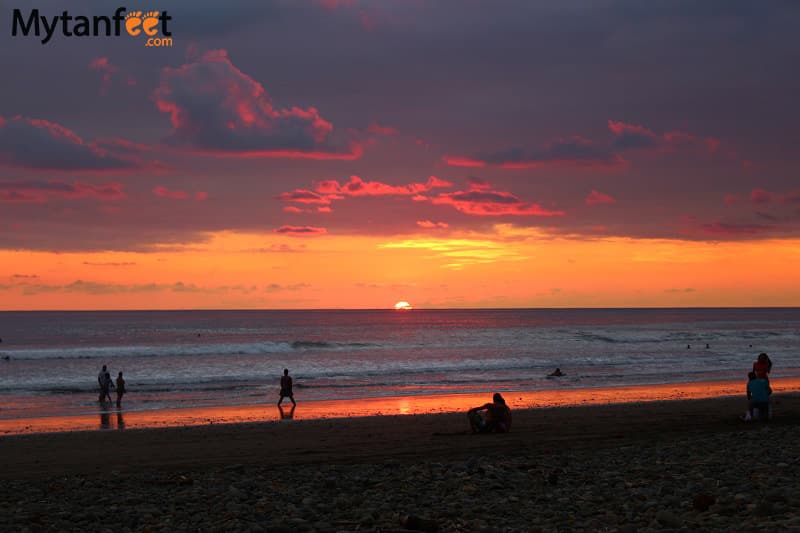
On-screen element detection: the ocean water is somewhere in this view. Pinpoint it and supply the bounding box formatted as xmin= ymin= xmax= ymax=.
xmin=0 ymin=308 xmax=798 ymax=420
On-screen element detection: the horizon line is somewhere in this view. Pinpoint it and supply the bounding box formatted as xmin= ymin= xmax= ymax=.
xmin=1 ymin=305 xmax=799 ymax=313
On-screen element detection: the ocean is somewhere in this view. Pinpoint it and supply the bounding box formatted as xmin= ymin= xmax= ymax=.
xmin=1 ymin=308 xmax=798 ymax=421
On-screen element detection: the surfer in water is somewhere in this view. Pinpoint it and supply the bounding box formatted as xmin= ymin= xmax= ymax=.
xmin=548 ymin=367 xmax=565 ymax=377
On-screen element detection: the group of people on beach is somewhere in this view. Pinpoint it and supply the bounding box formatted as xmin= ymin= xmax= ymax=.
xmin=93 ymin=351 xmax=773 ymax=430
xmin=97 ymin=365 xmax=126 ymax=408
xmin=744 ymin=353 xmax=773 ymax=422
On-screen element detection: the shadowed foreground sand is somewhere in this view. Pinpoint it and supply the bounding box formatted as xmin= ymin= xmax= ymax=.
xmin=3 ymin=394 xmax=800 ymax=530
xmin=3 ymin=393 xmax=799 ymax=480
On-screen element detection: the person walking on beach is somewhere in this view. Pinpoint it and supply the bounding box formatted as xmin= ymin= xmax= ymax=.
xmin=115 ymin=371 xmax=126 ymax=408
xmin=467 ymin=393 xmax=512 ymax=433
xmin=102 ymin=371 xmax=114 ymax=403
xmin=278 ymin=368 xmax=296 ymax=406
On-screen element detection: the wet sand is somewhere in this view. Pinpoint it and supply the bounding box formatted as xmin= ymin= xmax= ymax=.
xmin=2 ymin=381 xmax=799 ymax=480
xmin=4 ymin=376 xmax=800 ymax=436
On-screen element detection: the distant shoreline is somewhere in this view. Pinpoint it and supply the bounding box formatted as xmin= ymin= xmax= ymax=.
xmin=3 ymin=376 xmax=799 ymax=436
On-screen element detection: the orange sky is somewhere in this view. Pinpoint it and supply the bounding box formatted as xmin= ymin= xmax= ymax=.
xmin=2 ymin=225 xmax=799 ymax=310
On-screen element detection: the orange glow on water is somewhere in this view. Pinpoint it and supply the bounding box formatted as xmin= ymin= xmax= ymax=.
xmin=3 ymin=377 xmax=800 ymax=435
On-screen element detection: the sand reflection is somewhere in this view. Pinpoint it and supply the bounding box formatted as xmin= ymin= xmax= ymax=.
xmin=2 ymin=376 xmax=799 ymax=436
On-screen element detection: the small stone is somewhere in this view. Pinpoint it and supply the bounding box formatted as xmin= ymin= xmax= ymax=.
xmin=656 ymin=510 xmax=682 ymax=528
xmin=693 ymin=493 xmax=717 ymax=512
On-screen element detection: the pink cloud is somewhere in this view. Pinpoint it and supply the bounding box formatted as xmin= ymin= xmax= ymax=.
xmin=154 ymin=50 xmax=359 ymax=160
xmin=724 ymin=194 xmax=741 ymax=206
xmin=195 ymin=191 xmax=209 ymax=201
xmin=585 ymin=190 xmax=616 ymax=206
xmin=417 ymin=220 xmax=449 ymax=229
xmin=277 ymin=189 xmax=332 ymax=205
xmin=0 ymin=115 xmax=143 ymax=171
xmin=314 ymin=175 xmax=452 ymax=197
xmin=275 ymin=225 xmax=328 ymax=236
xmin=153 ymin=186 xmax=190 ymax=200
xmin=430 ymin=182 xmax=564 ymax=217
xmin=611 ymin=120 xmax=720 ymax=154
xmin=0 ymin=180 xmax=125 ymax=203
xmin=367 ymin=122 xmax=398 ymax=136
xmin=467 ymin=177 xmax=492 ymax=190
xmin=750 ymin=189 xmax=773 ymax=205
xmin=88 ymin=57 xmax=135 ymax=95
xmin=278 ymin=176 xmax=454 ymax=214
xmin=442 ymin=156 xmax=486 ymax=168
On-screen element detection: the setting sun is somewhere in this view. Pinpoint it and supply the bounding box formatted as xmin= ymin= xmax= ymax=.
xmin=394 ymin=301 xmax=413 ymax=310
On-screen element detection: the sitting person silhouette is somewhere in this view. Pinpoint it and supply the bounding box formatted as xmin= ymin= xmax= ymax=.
xmin=467 ymin=393 xmax=512 ymax=433
xmin=548 ymin=367 xmax=565 ymax=377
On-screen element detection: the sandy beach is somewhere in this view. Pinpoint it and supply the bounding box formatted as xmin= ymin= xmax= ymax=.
xmin=3 ymin=389 xmax=800 ymax=530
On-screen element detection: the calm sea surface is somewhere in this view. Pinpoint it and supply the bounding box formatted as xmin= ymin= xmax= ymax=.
xmin=1 ymin=308 xmax=798 ymax=419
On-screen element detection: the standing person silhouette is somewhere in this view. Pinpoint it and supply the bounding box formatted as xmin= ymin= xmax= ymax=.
xmin=98 ymin=364 xmax=108 ymax=402
xmin=115 ymin=371 xmax=126 ymax=408
xmin=103 ymin=371 xmax=114 ymax=403
xmin=753 ymin=353 xmax=772 ymax=379
xmin=278 ymin=368 xmax=296 ymax=406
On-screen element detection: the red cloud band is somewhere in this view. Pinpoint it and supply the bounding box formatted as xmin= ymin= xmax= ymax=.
xmin=275 ymin=225 xmax=328 ymax=236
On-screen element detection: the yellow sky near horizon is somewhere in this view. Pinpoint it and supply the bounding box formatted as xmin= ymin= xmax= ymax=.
xmin=1 ymin=225 xmax=799 ymax=310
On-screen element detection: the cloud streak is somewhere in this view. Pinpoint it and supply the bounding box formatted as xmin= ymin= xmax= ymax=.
xmin=429 ymin=182 xmax=565 ymax=217
xmin=0 ymin=116 xmax=142 ymax=171
xmin=0 ymin=180 xmax=125 ymax=203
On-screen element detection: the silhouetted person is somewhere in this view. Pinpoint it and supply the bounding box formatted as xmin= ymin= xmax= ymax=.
xmin=705 ymin=344 xmax=710 ymax=349
xmin=98 ymin=364 xmax=108 ymax=402
xmin=753 ymin=353 xmax=773 ymax=379
xmin=278 ymin=368 xmax=296 ymax=406
xmin=747 ymin=372 xmax=772 ymax=422
xmin=467 ymin=393 xmax=512 ymax=433
xmin=279 ymin=404 xmax=296 ymax=420
xmin=548 ymin=367 xmax=564 ymax=377
xmin=116 ymin=371 xmax=126 ymax=408
xmin=102 ymin=371 xmax=114 ymax=403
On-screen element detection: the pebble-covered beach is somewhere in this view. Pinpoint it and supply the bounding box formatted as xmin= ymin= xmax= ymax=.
xmin=2 ymin=396 xmax=799 ymax=531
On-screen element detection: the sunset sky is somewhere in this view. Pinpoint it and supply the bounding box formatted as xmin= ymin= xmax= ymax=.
xmin=1 ymin=0 xmax=799 ymax=310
